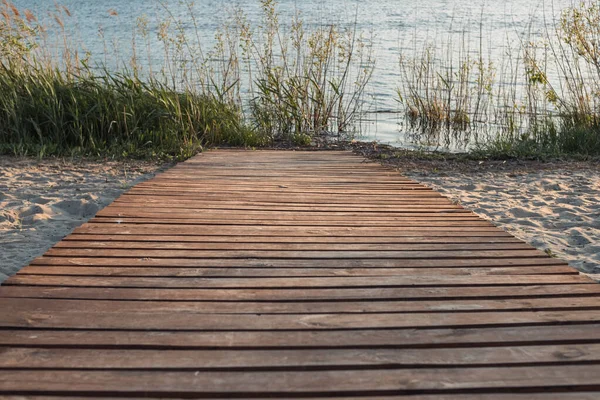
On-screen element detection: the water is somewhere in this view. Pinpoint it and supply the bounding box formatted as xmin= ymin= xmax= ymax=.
xmin=14 ymin=0 xmax=575 ymax=148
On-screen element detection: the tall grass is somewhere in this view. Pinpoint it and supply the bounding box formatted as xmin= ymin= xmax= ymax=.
xmin=0 ymin=67 xmax=258 ymax=158
xmin=0 ymin=0 xmax=374 ymax=158
xmin=396 ymin=1 xmax=600 ymax=158
xmin=237 ymin=0 xmax=374 ymax=143
xmin=0 ymin=1 xmax=260 ymax=159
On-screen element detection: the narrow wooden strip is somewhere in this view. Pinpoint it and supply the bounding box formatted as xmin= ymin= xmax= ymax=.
xmin=151 ymin=170 xmax=408 ymax=174
xmin=131 ymin=185 xmax=432 ymax=193
xmin=100 ymin=205 xmax=469 ymax=213
xmin=139 ymin=183 xmax=424 ymax=189
xmin=95 ymin=212 xmax=479 ymax=221
xmin=50 ymin=242 xmax=534 ymax=251
xmin=113 ymin=198 xmax=454 ymax=207
xmin=165 ymin=163 xmax=394 ymax=167
xmin=62 ymin=234 xmax=522 ymax=244
xmin=152 ymin=165 xmax=406 ymax=170
xmin=121 ymin=193 xmax=445 ymax=201
xmin=1 ymin=365 xmax=600 ymax=394
xmin=140 ymin=177 xmax=419 ymax=181
xmin=145 ymin=174 xmax=416 ymax=179
xmin=73 ymin=224 xmax=507 ymax=235
xmin=90 ymin=218 xmax=492 ymax=227
xmin=125 ymin=189 xmax=435 ymax=197
xmin=42 ymin=249 xmax=547 ymax=260
xmin=102 ymin=207 xmax=469 ymax=215
xmin=134 ymin=180 xmax=427 ymax=185
xmin=16 ymin=266 xmax=577 ymax=277
xmin=125 ymin=188 xmax=441 ymax=196
xmin=0 ymin=395 xmax=597 ymax=400
xmin=145 ymin=173 xmax=414 ymax=178
xmin=2 ymin=344 xmax=600 ymax=369
xmin=28 ymin=257 xmax=568 ymax=268
xmin=3 ymin=324 xmax=600 ymax=349
xmin=2 ymin=296 xmax=600 ymax=315
xmin=3 ymin=284 xmax=597 ymax=301
xmin=3 ymin=274 xmax=589 ymax=289
xmin=2 ymin=309 xmax=600 ymax=330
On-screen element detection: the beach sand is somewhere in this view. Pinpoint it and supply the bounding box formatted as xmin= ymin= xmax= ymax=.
xmin=405 ymin=167 xmax=600 ymax=277
xmin=0 ymin=157 xmax=167 ymax=283
xmin=1 ymin=151 xmax=598 ymax=283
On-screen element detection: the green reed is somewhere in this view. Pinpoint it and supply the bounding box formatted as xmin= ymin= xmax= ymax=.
xmin=397 ymin=0 xmax=600 ymax=158
xmin=236 ymin=0 xmax=374 ymax=144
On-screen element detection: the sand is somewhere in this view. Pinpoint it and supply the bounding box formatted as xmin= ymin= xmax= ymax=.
xmin=402 ymin=164 xmax=600 ymax=278
xmin=0 ymin=157 xmax=167 ymax=283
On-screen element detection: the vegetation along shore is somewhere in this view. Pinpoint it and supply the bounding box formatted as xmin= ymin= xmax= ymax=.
xmin=1 ymin=0 xmax=600 ymax=159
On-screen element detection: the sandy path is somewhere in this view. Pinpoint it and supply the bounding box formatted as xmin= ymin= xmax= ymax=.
xmin=0 ymin=157 xmax=167 ymax=283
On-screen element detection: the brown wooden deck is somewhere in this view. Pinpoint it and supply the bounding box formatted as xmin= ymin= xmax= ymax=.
xmin=1 ymin=149 xmax=600 ymax=398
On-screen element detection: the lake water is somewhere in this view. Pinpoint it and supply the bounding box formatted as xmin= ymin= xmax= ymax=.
xmin=14 ymin=0 xmax=575 ymax=148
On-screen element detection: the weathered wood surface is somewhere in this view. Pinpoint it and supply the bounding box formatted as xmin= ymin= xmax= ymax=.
xmin=1 ymin=149 xmax=598 ymax=398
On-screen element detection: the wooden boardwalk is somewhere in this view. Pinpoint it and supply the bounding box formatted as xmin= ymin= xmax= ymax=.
xmin=1 ymin=149 xmax=600 ymax=398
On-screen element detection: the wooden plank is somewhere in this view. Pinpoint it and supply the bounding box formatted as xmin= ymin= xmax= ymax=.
xmin=117 ymin=193 xmax=446 ymax=203
xmin=2 ymin=343 xmax=600 ymax=369
xmin=2 ymin=309 xmax=600 ymax=330
xmin=113 ymin=198 xmax=456 ymax=208
xmin=3 ymin=284 xmax=598 ymax=301
xmin=120 ymin=184 xmax=442 ymax=190
xmin=16 ymin=266 xmax=578 ymax=277
xmin=2 ymin=297 xmax=600 ymax=315
xmin=89 ymin=218 xmax=493 ymax=227
xmin=4 ymin=274 xmax=591 ymax=289
xmin=102 ymin=206 xmax=470 ymax=214
xmin=95 ymin=212 xmax=480 ymax=220
xmin=62 ymin=234 xmax=523 ymax=243
xmin=50 ymin=241 xmax=535 ymax=251
xmin=1 ymin=365 xmax=600 ymax=395
xmin=139 ymin=182 xmax=427 ymax=189
xmin=131 ymin=185 xmax=434 ymax=193
xmin=28 ymin=257 xmax=568 ymax=268
xmin=123 ymin=188 xmax=443 ymax=196
xmin=124 ymin=189 xmax=436 ymax=197
xmin=3 ymin=324 xmax=600 ymax=349
xmin=41 ymin=248 xmax=548 ymax=259
xmin=0 ymin=395 xmax=597 ymax=400
xmin=73 ymin=224 xmax=509 ymax=235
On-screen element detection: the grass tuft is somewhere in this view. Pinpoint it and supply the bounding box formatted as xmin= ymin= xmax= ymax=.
xmin=0 ymin=65 xmax=261 ymax=159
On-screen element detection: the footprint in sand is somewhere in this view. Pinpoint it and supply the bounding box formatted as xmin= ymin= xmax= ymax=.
xmin=508 ymin=207 xmax=541 ymax=219
xmin=18 ymin=204 xmax=55 ymax=226
xmin=53 ymin=199 xmax=100 ymax=218
xmin=30 ymin=196 xmax=53 ymax=205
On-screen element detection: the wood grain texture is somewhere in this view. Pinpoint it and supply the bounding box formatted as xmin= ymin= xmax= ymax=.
xmin=0 ymin=149 xmax=598 ymax=398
